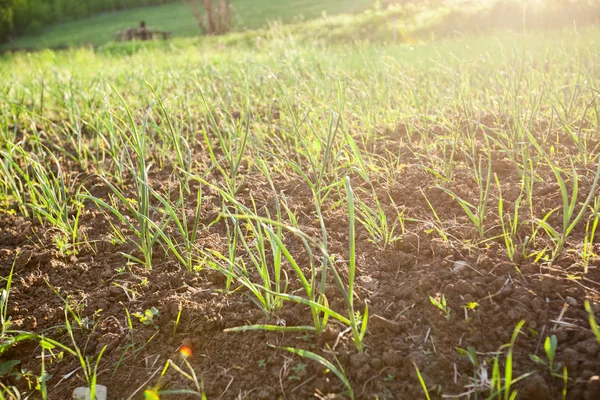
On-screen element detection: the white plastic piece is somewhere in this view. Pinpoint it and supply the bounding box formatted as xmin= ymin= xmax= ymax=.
xmin=72 ymin=385 xmax=108 ymax=400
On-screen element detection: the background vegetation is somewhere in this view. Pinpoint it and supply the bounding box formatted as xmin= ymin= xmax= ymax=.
xmin=1 ymin=0 xmax=176 ymax=38
xmin=2 ymin=0 xmax=600 ymax=51
xmin=0 ymin=0 xmax=372 ymax=45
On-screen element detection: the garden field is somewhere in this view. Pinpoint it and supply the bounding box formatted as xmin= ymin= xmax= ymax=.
xmin=1 ymin=5 xmax=600 ymax=400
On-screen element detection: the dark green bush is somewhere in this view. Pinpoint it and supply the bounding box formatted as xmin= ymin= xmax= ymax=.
xmin=1 ymin=0 xmax=178 ymax=43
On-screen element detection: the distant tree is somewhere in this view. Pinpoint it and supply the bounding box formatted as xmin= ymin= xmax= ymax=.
xmin=184 ymin=0 xmax=231 ymax=35
xmin=0 ymin=0 xmax=18 ymax=42
xmin=0 ymin=0 xmax=182 ymax=44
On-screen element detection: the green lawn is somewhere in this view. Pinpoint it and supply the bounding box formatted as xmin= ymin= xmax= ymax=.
xmin=3 ymin=0 xmax=373 ymax=50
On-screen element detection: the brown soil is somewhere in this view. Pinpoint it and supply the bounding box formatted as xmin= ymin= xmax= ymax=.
xmin=2 ymin=128 xmax=600 ymax=400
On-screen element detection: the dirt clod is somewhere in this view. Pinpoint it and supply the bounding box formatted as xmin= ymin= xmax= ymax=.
xmin=585 ymin=376 xmax=600 ymax=400
xmin=518 ymin=374 xmax=550 ymax=400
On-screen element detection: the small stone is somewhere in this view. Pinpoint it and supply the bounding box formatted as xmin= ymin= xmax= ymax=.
xmin=566 ymin=296 xmax=578 ymax=307
xmin=254 ymin=387 xmax=275 ymax=400
xmin=317 ymin=394 xmax=345 ymax=400
xmin=73 ymin=385 xmax=107 ymax=400
xmin=321 ymin=324 xmax=340 ymax=342
xmin=358 ymin=276 xmax=378 ymax=291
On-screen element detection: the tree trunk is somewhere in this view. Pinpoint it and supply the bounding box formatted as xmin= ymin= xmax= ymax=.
xmin=183 ymin=0 xmax=207 ymax=34
xmin=183 ymin=0 xmax=231 ymax=35
xmin=225 ymin=0 xmax=231 ymax=31
xmin=204 ymin=0 xmax=216 ymax=34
